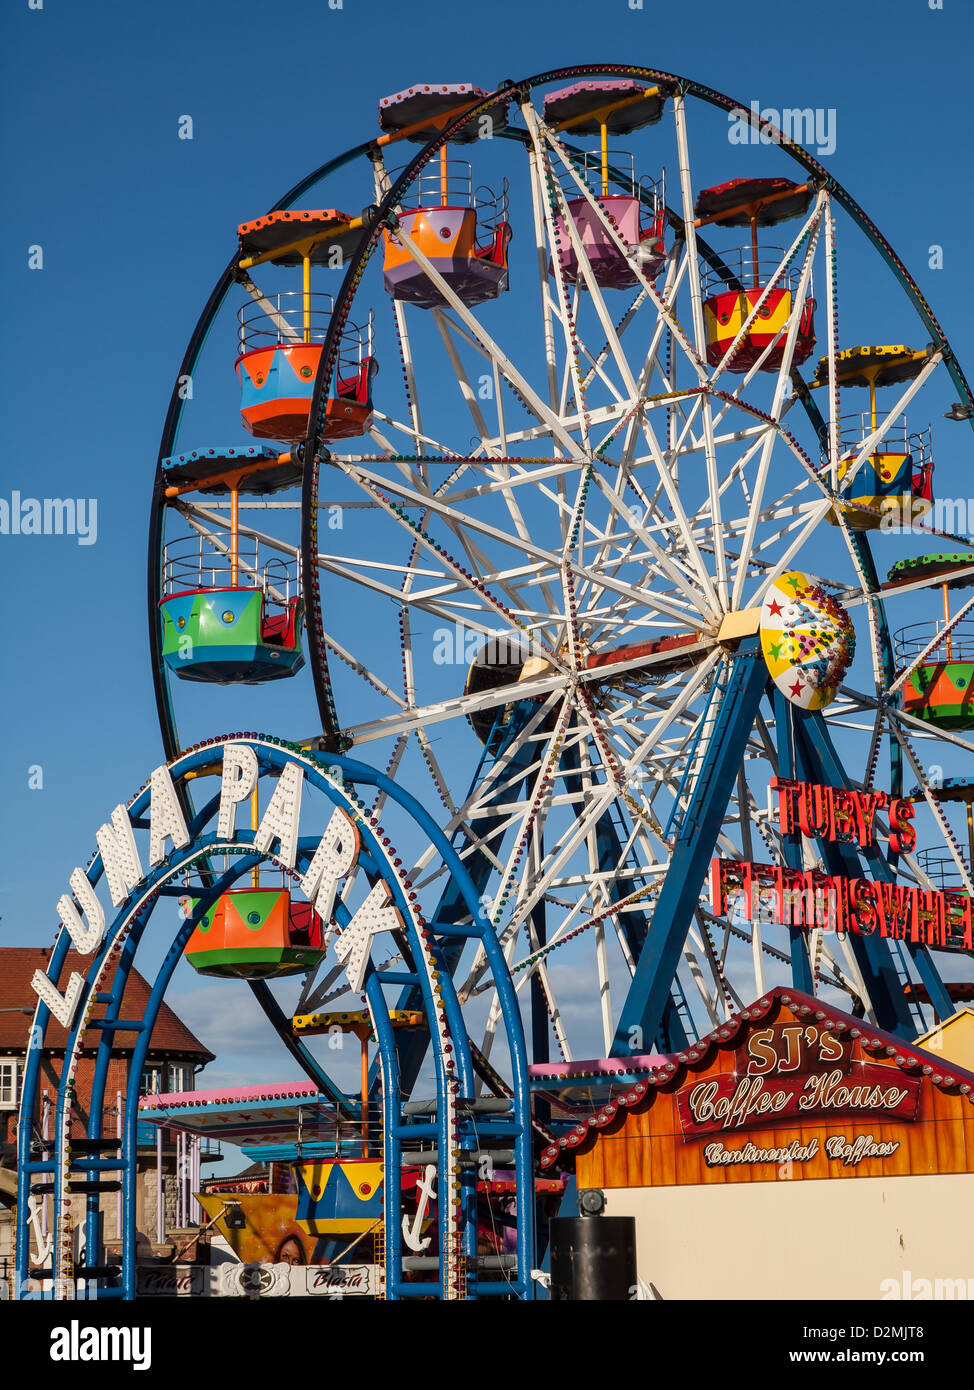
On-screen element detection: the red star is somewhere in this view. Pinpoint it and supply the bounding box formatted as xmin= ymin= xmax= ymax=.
xmin=789 ymin=680 xmax=804 ymax=697
xmin=768 ymin=600 xmax=783 ymax=616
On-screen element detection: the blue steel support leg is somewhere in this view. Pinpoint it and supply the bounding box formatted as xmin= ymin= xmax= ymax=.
xmin=797 ymin=710 xmax=951 ymax=1032
xmin=385 ymin=700 xmax=539 ymax=1098
xmin=611 ymin=638 xmax=768 ymax=1056
xmin=773 ymin=691 xmax=816 ymax=993
xmin=529 ymin=895 xmax=550 ymax=1122
xmin=560 ymin=735 xmax=690 ymax=1051
xmin=83 ymin=923 xmax=145 ymax=1282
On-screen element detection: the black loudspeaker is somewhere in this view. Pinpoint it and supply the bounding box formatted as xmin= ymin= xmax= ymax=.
xmin=549 ymin=1215 xmax=637 ymax=1300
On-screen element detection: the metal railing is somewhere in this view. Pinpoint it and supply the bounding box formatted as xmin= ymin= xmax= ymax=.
xmin=820 ymin=413 xmax=932 ymax=468
xmin=392 ymin=158 xmax=510 ymax=237
xmin=238 ymin=292 xmax=374 ymax=372
xmin=894 ymin=620 xmax=974 ymax=666
xmin=555 ymin=149 xmax=664 ymax=211
xmin=914 ymin=846 xmax=969 ymax=890
xmin=700 ymin=248 xmax=814 ymax=299
xmin=238 ymin=290 xmax=335 ymax=350
xmin=162 ymin=531 xmax=301 ymax=606
xmin=394 ymin=157 xmax=508 ymax=216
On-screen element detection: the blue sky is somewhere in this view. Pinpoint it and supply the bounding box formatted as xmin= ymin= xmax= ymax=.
xmin=2 ymin=0 xmax=972 ymax=1164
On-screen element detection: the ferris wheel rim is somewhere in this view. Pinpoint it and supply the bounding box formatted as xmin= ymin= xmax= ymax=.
xmin=147 ymin=64 xmax=974 ymax=1053
xmin=288 ymin=67 xmax=970 ymax=1046
xmin=147 ymin=64 xmax=974 ymax=768
xmin=298 ymin=62 xmax=974 ymax=748
xmin=148 ymin=137 xmax=377 ymax=768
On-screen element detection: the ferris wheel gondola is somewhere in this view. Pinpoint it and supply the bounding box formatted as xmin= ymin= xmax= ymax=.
xmin=149 ymin=64 xmax=974 ymax=1116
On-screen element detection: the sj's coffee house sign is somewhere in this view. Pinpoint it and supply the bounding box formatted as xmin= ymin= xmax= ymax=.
xmin=561 ymin=988 xmax=974 ymax=1190
xmin=678 ymin=1020 xmax=919 ymax=1170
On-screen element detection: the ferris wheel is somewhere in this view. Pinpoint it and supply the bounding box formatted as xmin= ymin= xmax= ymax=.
xmin=148 ymin=64 xmax=974 ymax=1082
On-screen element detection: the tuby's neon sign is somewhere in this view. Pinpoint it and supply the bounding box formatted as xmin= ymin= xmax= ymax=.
xmin=710 ymin=777 xmax=973 ymax=950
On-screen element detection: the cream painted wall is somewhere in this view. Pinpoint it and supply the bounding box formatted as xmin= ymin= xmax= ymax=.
xmin=606 ymin=1173 xmax=974 ymax=1300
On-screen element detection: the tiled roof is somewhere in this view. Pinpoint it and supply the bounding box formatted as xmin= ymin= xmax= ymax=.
xmin=0 ymin=947 xmax=214 ymax=1060
xmin=538 ymin=986 xmax=974 ymax=1170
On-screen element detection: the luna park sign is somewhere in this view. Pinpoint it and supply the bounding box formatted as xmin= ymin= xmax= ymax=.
xmin=30 ymin=740 xmax=409 ymax=1030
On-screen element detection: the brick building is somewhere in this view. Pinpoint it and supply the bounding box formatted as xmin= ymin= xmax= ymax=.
xmin=0 ymin=946 xmax=216 ymax=1285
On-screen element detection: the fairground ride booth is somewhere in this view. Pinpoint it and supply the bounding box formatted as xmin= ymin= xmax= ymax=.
xmin=137 ymin=1030 xmax=564 ymax=1298
xmin=532 ymin=987 xmax=974 ymax=1301
xmin=136 ymin=1078 xmax=397 ymax=1295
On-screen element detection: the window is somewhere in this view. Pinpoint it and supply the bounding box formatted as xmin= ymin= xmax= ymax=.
xmin=140 ymin=1067 xmax=161 ymax=1096
xmin=140 ymin=1063 xmax=193 ymax=1095
xmin=0 ymin=1059 xmax=20 ymax=1109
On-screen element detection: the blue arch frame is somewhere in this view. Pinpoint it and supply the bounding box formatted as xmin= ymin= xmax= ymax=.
xmin=16 ymin=738 xmax=535 ymax=1301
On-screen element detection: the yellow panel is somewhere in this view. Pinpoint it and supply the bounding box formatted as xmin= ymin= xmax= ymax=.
xmin=918 ymin=1009 xmax=974 ymax=1072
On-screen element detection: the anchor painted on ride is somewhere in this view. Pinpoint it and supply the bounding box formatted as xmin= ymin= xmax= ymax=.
xmin=696 ymin=177 xmax=817 ymax=372
xmin=379 ymin=85 xmax=513 ymax=308
xmin=236 ymin=210 xmax=377 ymax=441
xmin=812 ymin=346 xmax=935 ymax=530
xmin=542 ymin=79 xmax=668 ymax=291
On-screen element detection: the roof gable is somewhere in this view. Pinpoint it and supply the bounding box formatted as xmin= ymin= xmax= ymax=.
xmin=0 ymin=947 xmax=214 ymax=1061
xmin=538 ymin=987 xmax=974 ymax=1170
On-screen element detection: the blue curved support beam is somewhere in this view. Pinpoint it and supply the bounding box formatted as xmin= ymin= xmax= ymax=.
xmin=19 ymin=739 xmax=535 ymax=1301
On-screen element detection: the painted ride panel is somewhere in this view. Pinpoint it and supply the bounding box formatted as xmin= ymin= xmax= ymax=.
xmin=382 ymin=205 xmax=511 ymax=308
xmin=827 ymin=448 xmax=933 ymax=530
xmin=294 ymin=1158 xmax=389 ymax=1235
xmin=237 ymin=343 xmax=377 ymax=442
xmin=899 ymin=658 xmax=974 ymax=730
xmin=159 ymin=588 xmax=304 ymax=684
xmin=703 ymin=285 xmax=816 ymax=371
xmin=184 ymin=888 xmax=324 ymax=979
xmin=552 ymin=193 xmax=665 ymax=290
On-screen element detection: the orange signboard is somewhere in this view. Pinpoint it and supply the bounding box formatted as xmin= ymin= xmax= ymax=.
xmin=562 ymin=989 xmax=974 ymax=1189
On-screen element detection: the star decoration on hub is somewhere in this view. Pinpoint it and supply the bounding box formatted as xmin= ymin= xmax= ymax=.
xmin=759 ymin=570 xmax=857 ymax=711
